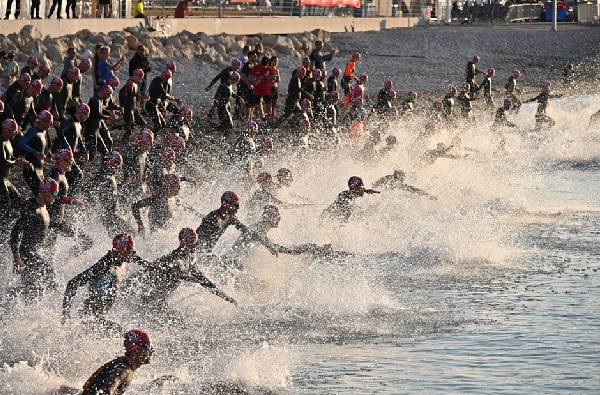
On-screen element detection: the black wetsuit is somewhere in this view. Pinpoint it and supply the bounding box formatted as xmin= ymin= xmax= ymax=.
xmin=85 ymin=165 xmax=133 ymax=235
xmin=505 ymin=76 xmax=521 ymax=113
xmin=7 ymin=89 xmax=36 ymax=130
xmin=119 ymin=78 xmax=146 ymax=144
xmin=465 ymin=61 xmax=480 ymax=96
xmin=272 ymin=72 xmax=309 ymax=129
xmin=374 ymin=88 xmax=391 ymax=113
xmin=479 ymin=75 xmax=494 ymax=111
xmin=81 ymin=356 xmax=135 ymax=395
xmin=145 ymin=76 xmax=167 ymax=131
xmin=207 ymin=66 xmax=235 ymax=91
xmin=327 ymin=75 xmax=338 ymax=95
xmin=2 ymin=81 xmax=25 ymax=105
xmin=56 ymin=78 xmax=75 ymax=122
xmin=46 ymin=167 xmax=93 ymax=252
xmin=53 ymin=116 xmax=88 ymax=188
xmin=138 ymin=247 xmax=219 ymax=305
xmin=0 ymin=135 xmax=26 ymax=234
xmin=322 ymin=190 xmax=361 ymax=223
xmin=230 ymin=221 xmax=294 ymax=259
xmin=196 ymin=208 xmax=248 ymax=253
xmin=83 ymin=95 xmax=112 ymax=161
xmin=63 ymin=250 xmax=149 ymax=317
xmin=10 ymin=200 xmax=57 ymax=294
xmin=18 ymin=125 xmax=50 ymax=193
xmin=132 ymin=193 xmax=175 ymax=232
xmin=213 ymin=81 xmax=240 ymax=138
xmin=121 ymin=144 xmax=148 ymax=206
xmin=372 ymin=175 xmax=430 ymax=196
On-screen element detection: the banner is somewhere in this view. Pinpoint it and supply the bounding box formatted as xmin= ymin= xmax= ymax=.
xmin=231 ymin=0 xmax=257 ymax=3
xmin=297 ymin=0 xmax=360 ymax=7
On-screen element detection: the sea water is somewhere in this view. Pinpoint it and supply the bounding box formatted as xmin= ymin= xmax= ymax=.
xmin=1 ymin=95 xmax=599 ymax=394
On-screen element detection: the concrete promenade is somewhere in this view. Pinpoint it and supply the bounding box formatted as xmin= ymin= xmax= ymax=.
xmin=0 ymin=16 xmax=418 ymax=37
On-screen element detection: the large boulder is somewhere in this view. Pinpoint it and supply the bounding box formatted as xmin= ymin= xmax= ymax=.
xmin=126 ymin=35 xmax=140 ymax=50
xmin=19 ymin=25 xmax=43 ymax=44
xmin=75 ymin=29 xmax=94 ymax=41
xmin=228 ymin=40 xmax=244 ymax=55
xmin=111 ymin=35 xmax=127 ymax=47
xmin=178 ymin=34 xmax=190 ymax=46
xmin=30 ymin=41 xmax=47 ymax=57
xmin=192 ymin=42 xmax=204 ymax=56
xmin=261 ymin=34 xmax=278 ymax=47
xmin=215 ymin=34 xmax=235 ymax=48
xmin=274 ymin=44 xmax=294 ymax=55
xmin=165 ymin=35 xmax=183 ymax=49
xmin=199 ymin=32 xmax=215 ymax=46
xmin=213 ymin=42 xmax=227 ymax=57
xmin=181 ymin=30 xmax=200 ymax=42
xmin=162 ymin=45 xmax=177 ymax=58
xmin=148 ymin=48 xmax=166 ymax=59
xmin=110 ymin=44 xmax=128 ymax=58
xmin=311 ymin=29 xmax=331 ymax=42
xmin=45 ymin=43 xmax=64 ymax=62
xmin=180 ymin=46 xmax=194 ymax=60
xmin=199 ymin=53 xmax=216 ymax=64
xmin=246 ymin=36 xmax=260 ymax=47
xmin=88 ymin=35 xmax=109 ymax=46
xmin=289 ymin=35 xmax=303 ymax=51
xmin=8 ymin=33 xmax=22 ymax=47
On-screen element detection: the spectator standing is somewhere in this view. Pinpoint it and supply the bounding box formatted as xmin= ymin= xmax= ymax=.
xmin=175 ymin=0 xmax=193 ymax=18
xmin=309 ymin=40 xmax=337 ymax=70
xmin=129 ymin=45 xmax=152 ymax=107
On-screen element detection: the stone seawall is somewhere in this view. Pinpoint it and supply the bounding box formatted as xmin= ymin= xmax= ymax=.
xmin=0 ymin=16 xmax=417 ymax=38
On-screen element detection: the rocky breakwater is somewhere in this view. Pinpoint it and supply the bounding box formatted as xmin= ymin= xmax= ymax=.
xmin=0 ymin=25 xmax=332 ymax=69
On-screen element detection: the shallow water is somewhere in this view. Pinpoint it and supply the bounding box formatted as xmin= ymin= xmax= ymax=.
xmin=1 ymin=93 xmax=600 ymax=394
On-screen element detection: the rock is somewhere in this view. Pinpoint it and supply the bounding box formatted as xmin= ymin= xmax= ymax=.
xmin=289 ymin=35 xmax=302 ymax=51
xmin=148 ymin=48 xmax=165 ymax=59
xmin=126 ymin=35 xmax=140 ymax=50
xmin=45 ymin=43 xmax=64 ymax=62
xmin=261 ymin=34 xmax=278 ymax=47
xmin=205 ymin=46 xmax=218 ymax=59
xmin=292 ymin=49 xmax=302 ymax=58
xmin=192 ymin=42 xmax=204 ymax=56
xmin=311 ymin=29 xmax=331 ymax=42
xmin=19 ymin=25 xmax=43 ymax=44
xmin=1 ymin=38 xmax=18 ymax=54
xmin=75 ymin=29 xmax=93 ymax=41
xmin=274 ymin=44 xmax=294 ymax=55
xmin=302 ymin=31 xmax=316 ymax=42
xmin=162 ymin=45 xmax=177 ymax=58
xmin=110 ymin=44 xmax=128 ymax=58
xmin=178 ymin=34 xmax=190 ymax=46
xmin=88 ymin=35 xmax=109 ymax=46
xmin=216 ymin=57 xmax=228 ymax=69
xmin=215 ymin=34 xmax=235 ymax=48
xmin=199 ymin=32 xmax=215 ymax=46
xmin=228 ymin=40 xmax=244 ymax=54
xmin=20 ymin=44 xmax=33 ymax=55
xmin=166 ymin=36 xmax=183 ymax=49
xmin=301 ymin=36 xmax=312 ymax=52
xmin=213 ymin=42 xmax=227 ymax=57
xmin=108 ymin=31 xmax=126 ymax=39
xmin=181 ymin=30 xmax=200 ymax=42
xmin=247 ymin=36 xmax=260 ymax=47
xmin=30 ymin=41 xmax=46 ymax=57
xmin=194 ymin=40 xmax=206 ymax=52
xmin=8 ymin=33 xmax=22 ymax=47
xmin=180 ymin=46 xmax=194 ymax=60
xmin=111 ymin=35 xmax=126 ymax=47
xmin=199 ymin=53 xmax=216 ymax=63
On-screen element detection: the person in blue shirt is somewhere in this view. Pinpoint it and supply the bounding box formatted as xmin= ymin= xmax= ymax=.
xmin=96 ymin=47 xmax=126 ymax=93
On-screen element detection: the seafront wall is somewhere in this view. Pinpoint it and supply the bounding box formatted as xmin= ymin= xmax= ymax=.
xmin=0 ymin=16 xmax=417 ymax=37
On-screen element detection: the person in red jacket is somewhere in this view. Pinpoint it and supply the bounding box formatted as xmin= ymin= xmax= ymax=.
xmin=174 ymin=0 xmax=193 ymax=18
